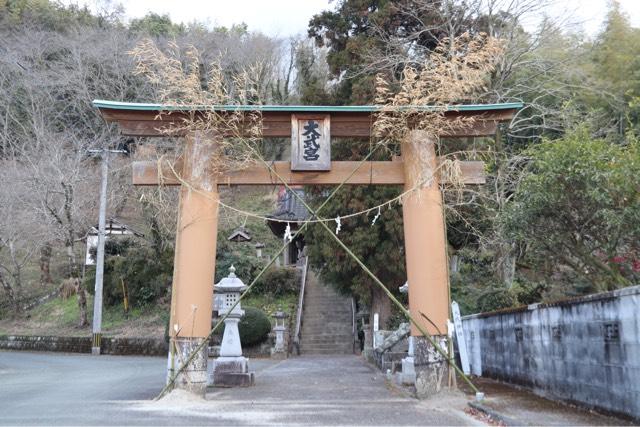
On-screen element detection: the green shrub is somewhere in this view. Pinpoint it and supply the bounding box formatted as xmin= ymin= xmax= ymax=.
xmin=476 ymin=284 xmax=518 ymax=313
xmin=256 ymin=267 xmax=299 ymax=297
xmin=238 ymin=306 xmax=272 ymax=346
xmin=85 ymin=241 xmax=173 ymax=309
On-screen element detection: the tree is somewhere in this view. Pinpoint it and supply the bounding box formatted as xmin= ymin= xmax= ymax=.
xmin=0 ymin=160 xmax=42 ymax=314
xmin=0 ymin=0 xmax=302 ymax=321
xmin=501 ymin=128 xmax=640 ymax=292
xmin=591 ymin=1 xmax=640 ymax=139
xmin=129 ymin=13 xmax=185 ymax=38
xmin=308 ymin=0 xmax=447 ymax=104
xmin=305 ymin=140 xmax=405 ymax=327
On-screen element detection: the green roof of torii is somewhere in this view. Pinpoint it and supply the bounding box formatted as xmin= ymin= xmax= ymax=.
xmin=92 ymin=99 xmax=523 ymax=113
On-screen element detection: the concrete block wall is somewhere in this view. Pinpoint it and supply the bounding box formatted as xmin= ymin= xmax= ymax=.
xmin=0 ymin=334 xmax=273 ymax=358
xmin=461 ymin=285 xmax=640 ymax=420
xmin=0 ymin=335 xmax=169 ymax=356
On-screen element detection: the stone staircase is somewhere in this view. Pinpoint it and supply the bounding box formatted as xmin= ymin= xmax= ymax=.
xmin=299 ymin=270 xmax=354 ymax=355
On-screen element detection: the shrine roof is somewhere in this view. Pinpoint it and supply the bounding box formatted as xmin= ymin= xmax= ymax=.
xmin=94 ymin=99 xmax=522 ymax=138
xmin=92 ymin=100 xmax=523 ymax=113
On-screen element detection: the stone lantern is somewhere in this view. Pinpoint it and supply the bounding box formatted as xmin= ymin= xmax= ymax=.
xmin=210 ymin=266 xmax=254 ymax=387
xmin=254 ymin=242 xmax=265 ymax=258
xmin=271 ymin=308 xmax=288 ymax=358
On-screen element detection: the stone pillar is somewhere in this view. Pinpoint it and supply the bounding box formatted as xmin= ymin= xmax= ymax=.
xmin=167 ymin=132 xmax=219 ymax=395
xmin=283 ymin=239 xmax=291 ymax=265
xmin=401 ymin=130 xmax=450 ymax=395
xmin=363 ymin=329 xmax=373 ymax=361
xmin=358 ymin=308 xmax=373 ymax=361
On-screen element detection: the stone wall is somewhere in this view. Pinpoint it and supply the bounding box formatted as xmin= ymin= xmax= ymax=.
xmin=461 ymin=285 xmax=640 ymax=421
xmin=0 ymin=335 xmax=168 ymax=356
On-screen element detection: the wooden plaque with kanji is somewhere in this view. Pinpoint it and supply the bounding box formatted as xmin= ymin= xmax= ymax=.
xmin=291 ymin=114 xmax=331 ymax=171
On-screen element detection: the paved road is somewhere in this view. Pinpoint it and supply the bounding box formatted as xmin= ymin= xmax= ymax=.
xmin=0 ymin=350 xmax=479 ymax=426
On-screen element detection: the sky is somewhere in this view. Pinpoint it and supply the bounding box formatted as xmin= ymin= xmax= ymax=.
xmin=62 ymin=0 xmax=640 ymax=38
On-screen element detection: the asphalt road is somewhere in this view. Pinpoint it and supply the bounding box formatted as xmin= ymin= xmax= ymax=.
xmin=0 ymin=350 xmax=479 ymax=426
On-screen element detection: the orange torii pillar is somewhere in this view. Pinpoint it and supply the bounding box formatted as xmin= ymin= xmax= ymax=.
xmin=401 ymin=130 xmax=450 ymax=397
xmin=167 ymin=132 xmax=219 ymax=395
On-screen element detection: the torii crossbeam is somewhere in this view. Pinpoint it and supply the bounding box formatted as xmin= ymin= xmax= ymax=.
xmin=94 ymin=100 xmax=521 ymax=393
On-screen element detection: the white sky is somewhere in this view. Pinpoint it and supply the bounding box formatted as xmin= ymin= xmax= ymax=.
xmin=63 ymin=0 xmax=639 ymax=37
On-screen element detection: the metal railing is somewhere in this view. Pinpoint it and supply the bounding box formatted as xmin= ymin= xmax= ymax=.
xmin=292 ymin=255 xmax=309 ymax=355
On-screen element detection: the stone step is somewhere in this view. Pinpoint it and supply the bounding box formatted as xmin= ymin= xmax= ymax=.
xmin=300 ymin=344 xmax=353 ymax=354
xmin=300 ymin=340 xmax=352 ymax=346
xmin=300 ymin=349 xmax=353 ymax=354
xmin=304 ymin=292 xmax=349 ymax=298
xmin=302 ymin=314 xmax=352 ymax=320
xmin=299 ymin=350 xmax=353 ymax=355
xmin=304 ymin=292 xmax=349 ymax=299
xmin=300 ymin=329 xmax=351 ymax=339
xmin=301 ymin=337 xmax=353 ymax=345
xmin=302 ymin=325 xmax=352 ymax=330
xmin=302 ymin=324 xmax=352 ymax=329
xmin=301 ymin=320 xmax=352 ymax=327
xmin=302 ymin=312 xmax=350 ymax=318
xmin=300 ymin=343 xmax=353 ymax=349
xmin=302 ymin=307 xmax=351 ymax=317
xmin=299 ymin=269 xmax=354 ymax=355
xmin=301 ymin=325 xmax=352 ymax=332
xmin=301 ymin=344 xmax=353 ymax=349
xmin=305 ymin=296 xmax=348 ymax=301
xmin=300 ymin=329 xmax=352 ymax=339
xmin=301 ymin=320 xmax=350 ymax=326
xmin=301 ymin=332 xmax=353 ymax=338
xmin=302 ymin=322 xmax=352 ymax=328
xmin=302 ymin=302 xmax=351 ymax=308
xmin=302 ymin=306 xmax=351 ymax=311
xmin=304 ymin=305 xmax=349 ymax=310
xmin=301 ymin=341 xmax=353 ymax=346
xmin=302 ymin=312 xmax=351 ymax=317
xmin=301 ymin=312 xmax=351 ymax=318
xmin=304 ymin=296 xmax=348 ymax=302
xmin=301 ymin=332 xmax=353 ymax=339
xmin=302 ymin=301 xmax=351 ymax=308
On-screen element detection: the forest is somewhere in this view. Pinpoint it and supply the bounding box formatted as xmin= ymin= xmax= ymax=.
xmin=0 ymin=0 xmax=638 ymax=332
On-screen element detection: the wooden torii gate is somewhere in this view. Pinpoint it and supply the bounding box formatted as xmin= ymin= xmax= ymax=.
xmin=94 ymin=100 xmax=521 ymax=392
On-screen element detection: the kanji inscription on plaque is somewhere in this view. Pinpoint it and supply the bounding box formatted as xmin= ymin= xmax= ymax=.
xmin=291 ymin=114 xmax=331 ymax=171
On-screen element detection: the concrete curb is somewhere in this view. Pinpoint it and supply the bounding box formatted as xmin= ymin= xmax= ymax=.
xmin=468 ymin=401 xmax=525 ymax=426
xmin=0 ymin=334 xmax=168 ymax=356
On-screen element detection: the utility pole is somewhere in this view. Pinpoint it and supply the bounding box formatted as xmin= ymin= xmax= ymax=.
xmin=89 ymin=148 xmax=125 ymax=355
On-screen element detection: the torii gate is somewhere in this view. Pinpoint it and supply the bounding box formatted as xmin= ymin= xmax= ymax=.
xmin=94 ymin=100 xmax=521 ymax=393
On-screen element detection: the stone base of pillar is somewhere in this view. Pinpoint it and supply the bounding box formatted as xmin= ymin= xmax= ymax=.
xmin=168 ymin=337 xmax=209 ymax=396
xmin=412 ymin=335 xmax=449 ymax=399
xmin=210 ymin=356 xmax=255 ymax=387
xmin=399 ymin=356 xmax=417 ymax=385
